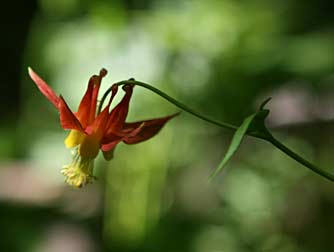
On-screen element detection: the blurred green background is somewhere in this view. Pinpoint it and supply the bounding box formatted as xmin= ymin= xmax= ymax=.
xmin=1 ymin=0 xmax=333 ymax=251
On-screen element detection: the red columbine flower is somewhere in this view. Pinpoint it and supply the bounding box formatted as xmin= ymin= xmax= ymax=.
xmin=28 ymin=67 xmax=177 ymax=188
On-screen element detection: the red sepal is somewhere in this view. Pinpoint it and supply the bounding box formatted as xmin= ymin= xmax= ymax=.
xmin=123 ymin=113 xmax=179 ymax=144
xmin=28 ymin=67 xmax=60 ymax=108
xmin=58 ymin=96 xmax=84 ymax=132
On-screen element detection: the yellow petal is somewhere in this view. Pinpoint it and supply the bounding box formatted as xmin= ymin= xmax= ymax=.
xmin=64 ymin=130 xmax=85 ymax=148
xmin=79 ymin=134 xmax=100 ymax=158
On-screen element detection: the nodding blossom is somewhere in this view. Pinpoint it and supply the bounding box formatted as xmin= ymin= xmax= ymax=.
xmin=28 ymin=68 xmax=177 ymax=188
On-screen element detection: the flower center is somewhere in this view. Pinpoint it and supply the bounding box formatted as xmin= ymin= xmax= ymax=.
xmin=61 ymin=148 xmax=96 ymax=188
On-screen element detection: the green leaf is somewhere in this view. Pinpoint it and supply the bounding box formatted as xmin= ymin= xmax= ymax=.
xmin=209 ymin=113 xmax=257 ymax=180
xmin=259 ymin=97 xmax=272 ymax=110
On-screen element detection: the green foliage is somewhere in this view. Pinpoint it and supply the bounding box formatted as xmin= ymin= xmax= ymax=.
xmin=209 ymin=114 xmax=256 ymax=179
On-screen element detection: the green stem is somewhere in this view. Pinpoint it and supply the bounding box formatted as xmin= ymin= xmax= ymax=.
xmin=266 ymin=133 xmax=334 ymax=181
xmin=99 ymin=79 xmax=333 ymax=182
xmin=99 ymin=80 xmax=238 ymax=131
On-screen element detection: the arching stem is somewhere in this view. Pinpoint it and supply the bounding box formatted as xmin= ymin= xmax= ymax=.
xmin=98 ymin=79 xmax=333 ymax=182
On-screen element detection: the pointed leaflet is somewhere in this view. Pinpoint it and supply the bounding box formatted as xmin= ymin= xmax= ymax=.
xmin=28 ymin=67 xmax=60 ymax=108
xmin=209 ymin=113 xmax=256 ymax=180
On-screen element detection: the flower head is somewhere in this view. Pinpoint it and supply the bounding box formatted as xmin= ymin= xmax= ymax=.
xmin=28 ymin=67 xmax=177 ymax=188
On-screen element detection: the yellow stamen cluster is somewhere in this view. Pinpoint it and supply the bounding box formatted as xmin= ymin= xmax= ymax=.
xmin=61 ymin=148 xmax=96 ymax=188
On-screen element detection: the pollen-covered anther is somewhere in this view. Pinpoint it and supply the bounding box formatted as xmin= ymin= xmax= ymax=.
xmin=61 ymin=150 xmax=96 ymax=188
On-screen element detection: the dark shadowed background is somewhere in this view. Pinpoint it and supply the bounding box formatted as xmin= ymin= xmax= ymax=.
xmin=0 ymin=0 xmax=333 ymax=251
